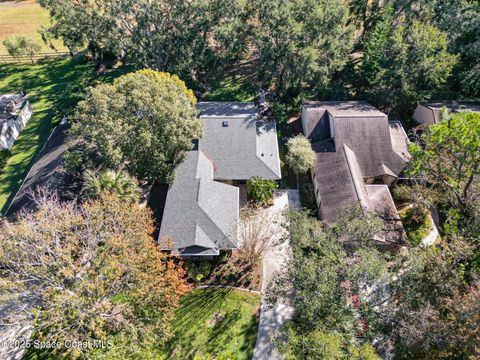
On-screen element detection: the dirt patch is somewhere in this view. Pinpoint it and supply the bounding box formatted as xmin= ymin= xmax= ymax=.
xmin=207 ymin=312 xmax=224 ymax=327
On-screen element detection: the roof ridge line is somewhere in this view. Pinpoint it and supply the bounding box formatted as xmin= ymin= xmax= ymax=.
xmin=343 ymin=144 xmax=368 ymax=212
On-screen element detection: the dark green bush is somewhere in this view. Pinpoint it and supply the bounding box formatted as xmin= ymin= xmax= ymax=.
xmin=247 ymin=176 xmax=278 ymax=206
xmin=0 ymin=149 xmax=11 ymax=171
xmin=184 ymin=261 xmax=213 ymax=283
xmin=272 ymin=102 xmax=288 ymax=131
xmin=63 ymin=149 xmax=94 ymax=175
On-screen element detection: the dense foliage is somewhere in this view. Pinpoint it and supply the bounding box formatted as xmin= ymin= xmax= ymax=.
xmin=268 ymin=207 xmax=479 ymax=359
xmin=83 ymin=168 xmax=141 ymax=204
xmin=0 ymin=149 xmax=10 ymax=172
xmin=247 ymin=177 xmax=278 ymax=206
xmin=38 ymin=0 xmax=250 ymax=82
xmin=285 ymin=135 xmax=315 ymax=176
xmin=38 ymin=0 xmax=480 ymax=114
xmin=251 ymin=0 xmax=354 ymax=99
xmin=71 ymin=69 xmax=202 ymax=184
xmin=267 ymin=209 xmax=384 ymax=359
xmin=0 ymin=192 xmax=189 ymax=358
xmin=408 ymin=112 xmax=480 ymax=212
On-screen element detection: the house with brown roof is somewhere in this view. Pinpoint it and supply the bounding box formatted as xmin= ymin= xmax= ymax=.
xmin=413 ymin=101 xmax=480 ymax=129
xmin=302 ymin=101 xmax=410 ymax=248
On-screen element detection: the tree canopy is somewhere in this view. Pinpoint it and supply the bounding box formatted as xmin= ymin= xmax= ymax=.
xmin=268 ymin=206 xmax=479 ymax=359
xmin=39 ymin=0 xmax=480 ymax=113
xmin=3 ymin=36 xmax=41 ymax=64
xmin=408 ymin=111 xmax=480 ymax=212
xmin=267 ymin=209 xmax=385 ymax=358
xmin=252 ymin=0 xmax=354 ymax=99
xmin=359 ymin=15 xmax=458 ymax=115
xmin=71 ymin=69 xmax=202 ymax=184
xmin=0 ymin=192 xmax=189 ymax=358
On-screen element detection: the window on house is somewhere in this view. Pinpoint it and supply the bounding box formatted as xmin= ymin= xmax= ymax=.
xmin=5 ymin=127 xmax=13 ymax=140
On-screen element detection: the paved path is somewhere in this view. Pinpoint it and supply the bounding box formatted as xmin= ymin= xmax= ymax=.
xmin=252 ymin=189 xmax=300 ymax=360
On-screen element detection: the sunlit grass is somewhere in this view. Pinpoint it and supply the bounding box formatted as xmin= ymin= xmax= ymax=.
xmin=0 ymin=0 xmax=67 ymax=55
xmin=0 ymin=59 xmax=91 ymax=212
xmin=160 ymin=288 xmax=261 ymax=359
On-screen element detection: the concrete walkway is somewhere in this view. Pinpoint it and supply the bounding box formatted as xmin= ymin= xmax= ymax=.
xmin=252 ymin=189 xmax=300 ymax=360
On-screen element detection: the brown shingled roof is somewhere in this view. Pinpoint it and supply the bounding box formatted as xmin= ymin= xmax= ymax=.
xmin=304 ymin=101 xmax=409 ymax=246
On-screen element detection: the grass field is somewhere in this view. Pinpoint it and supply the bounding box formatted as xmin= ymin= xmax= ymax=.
xmin=161 ymin=288 xmax=261 ymax=359
xmin=0 ymin=0 xmax=67 ymax=55
xmin=0 ymin=59 xmax=91 ymax=213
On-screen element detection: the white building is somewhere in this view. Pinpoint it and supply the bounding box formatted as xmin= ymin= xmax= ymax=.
xmin=0 ymin=93 xmax=33 ymax=149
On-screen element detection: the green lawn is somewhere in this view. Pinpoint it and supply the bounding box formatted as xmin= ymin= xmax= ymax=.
xmin=0 ymin=59 xmax=91 ymax=212
xmin=160 ymin=288 xmax=261 ymax=359
xmin=202 ymin=61 xmax=259 ymax=102
xmin=0 ymin=0 xmax=67 ymax=55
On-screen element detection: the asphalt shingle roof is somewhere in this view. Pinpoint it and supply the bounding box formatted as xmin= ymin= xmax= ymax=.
xmin=198 ymin=102 xmax=281 ymax=180
xmin=305 ymin=101 xmax=408 ymax=245
xmin=159 ymin=102 xmax=282 ymax=256
xmin=6 ymin=122 xmax=71 ymax=217
xmin=159 ymin=151 xmax=239 ymax=255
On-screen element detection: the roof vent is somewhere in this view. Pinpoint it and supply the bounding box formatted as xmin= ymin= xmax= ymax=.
xmin=222 ymin=120 xmax=229 ymax=127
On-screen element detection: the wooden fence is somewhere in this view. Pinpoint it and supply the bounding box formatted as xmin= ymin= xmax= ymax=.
xmin=0 ymin=52 xmax=71 ymax=64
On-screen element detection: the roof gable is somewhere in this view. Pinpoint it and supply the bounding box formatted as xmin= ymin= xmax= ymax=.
xmin=159 ymin=151 xmax=239 ymax=254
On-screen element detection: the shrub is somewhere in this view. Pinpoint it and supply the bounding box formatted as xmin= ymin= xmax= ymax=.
xmin=56 ymin=70 xmax=99 ymax=118
xmin=272 ymin=102 xmax=289 ymax=131
xmin=63 ymin=149 xmax=93 ymax=175
xmin=0 ymin=149 xmax=11 ymax=171
xmin=247 ymin=176 xmax=278 ymax=206
xmin=392 ymin=184 xmax=414 ymax=205
xmin=83 ymin=168 xmax=141 ymax=204
xmin=285 ymin=135 xmax=315 ymax=176
xmin=184 ymin=261 xmax=213 ymax=283
xmin=399 ymin=205 xmax=432 ymax=246
xmin=299 ymin=181 xmax=317 ymax=212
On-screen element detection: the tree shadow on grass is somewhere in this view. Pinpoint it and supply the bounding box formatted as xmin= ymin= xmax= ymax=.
xmin=0 ymin=59 xmax=93 ymax=212
xmin=173 ymin=287 xmax=234 ymax=333
xmin=162 ymin=287 xmax=261 ymax=360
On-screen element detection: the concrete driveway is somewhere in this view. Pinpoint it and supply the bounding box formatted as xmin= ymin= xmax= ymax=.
xmin=252 ymin=189 xmax=300 ymax=360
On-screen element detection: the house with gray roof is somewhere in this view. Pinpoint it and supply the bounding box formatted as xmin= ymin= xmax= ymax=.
xmin=6 ymin=120 xmax=71 ymax=216
xmin=0 ymin=93 xmax=32 ymax=150
xmin=413 ymin=101 xmax=480 ymax=128
xmin=302 ymin=101 xmax=409 ymax=247
xmin=159 ymin=102 xmax=281 ymax=257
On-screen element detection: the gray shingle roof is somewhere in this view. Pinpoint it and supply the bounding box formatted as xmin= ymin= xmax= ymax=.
xmin=198 ymin=102 xmax=281 ymax=180
xmin=159 ymin=151 xmax=239 ymax=255
xmin=197 ymin=101 xmax=257 ymax=118
xmin=6 ymin=122 xmax=71 ymax=216
xmin=414 ymin=101 xmax=480 ymax=125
